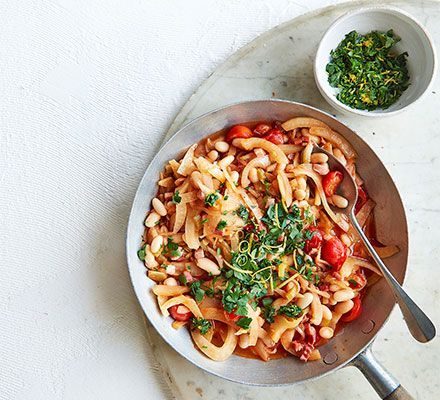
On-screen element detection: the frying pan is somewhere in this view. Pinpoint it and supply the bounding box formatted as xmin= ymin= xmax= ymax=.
xmin=126 ymin=100 xmax=411 ymax=399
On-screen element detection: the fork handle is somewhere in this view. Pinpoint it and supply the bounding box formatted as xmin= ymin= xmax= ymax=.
xmin=350 ymin=213 xmax=436 ymax=343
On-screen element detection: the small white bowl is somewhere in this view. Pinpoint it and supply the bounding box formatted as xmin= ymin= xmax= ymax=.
xmin=314 ymin=7 xmax=437 ymax=117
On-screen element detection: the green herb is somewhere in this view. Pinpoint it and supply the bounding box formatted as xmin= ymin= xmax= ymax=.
xmin=205 ymin=192 xmax=219 ymax=206
xmin=190 ymin=280 xmax=205 ymax=303
xmin=172 ymin=190 xmax=182 ymax=204
xmin=216 ymin=220 xmax=227 ymax=230
xmin=224 ymin=195 xmax=229 ymax=200
xmin=235 ymin=204 xmax=249 ymax=223
xmin=137 ymin=246 xmax=146 ymax=261
xmin=178 ymin=274 xmax=187 ymax=285
xmin=236 ymin=317 xmax=252 ymax=330
xmin=326 ymin=30 xmax=409 ymax=110
xmin=201 ymin=218 xmax=208 ymax=224
xmin=262 ymin=304 xmax=276 ymax=323
xmin=349 ymin=278 xmax=358 ymax=287
xmin=278 ymin=304 xmax=302 ymax=318
xmin=163 ymin=238 xmax=181 ymax=258
xmin=191 ymin=318 xmax=212 ymax=335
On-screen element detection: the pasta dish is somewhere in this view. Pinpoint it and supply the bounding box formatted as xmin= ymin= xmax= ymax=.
xmin=138 ymin=117 xmax=397 ymax=362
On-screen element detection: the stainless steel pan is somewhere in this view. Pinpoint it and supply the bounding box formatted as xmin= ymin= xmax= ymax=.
xmin=126 ymin=100 xmax=412 ymax=399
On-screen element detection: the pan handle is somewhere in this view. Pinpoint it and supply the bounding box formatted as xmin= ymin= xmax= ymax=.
xmin=351 ymin=345 xmax=414 ymax=399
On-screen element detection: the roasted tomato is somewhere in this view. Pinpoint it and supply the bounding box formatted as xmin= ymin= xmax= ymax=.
xmin=169 ymin=304 xmax=192 ymax=322
xmin=322 ymin=170 xmax=343 ymax=197
xmin=321 ymin=237 xmax=347 ymax=270
xmin=253 ymin=123 xmax=271 ymax=136
xmin=355 ymin=186 xmax=368 ymax=214
xmin=224 ymin=310 xmax=240 ymax=322
xmin=263 ymin=128 xmax=284 ymax=144
xmin=341 ymin=296 xmax=362 ymax=322
xmin=304 ymin=227 xmax=323 ymax=253
xmin=225 ymin=125 xmax=253 ymax=142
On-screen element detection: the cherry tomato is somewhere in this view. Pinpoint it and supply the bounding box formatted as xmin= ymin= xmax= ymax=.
xmin=341 ymin=296 xmax=362 ymax=322
xmin=262 ymin=128 xmax=284 ymax=144
xmin=253 ymin=123 xmax=271 ymax=136
xmin=224 ymin=310 xmax=240 ymax=322
xmin=225 ymin=125 xmax=253 ymax=142
xmin=304 ymin=227 xmax=323 ymax=253
xmin=169 ymin=304 xmax=192 ymax=322
xmin=322 ymin=170 xmax=343 ymax=197
xmin=321 ymin=236 xmax=347 ymax=271
xmin=355 ymin=186 xmax=368 ymax=214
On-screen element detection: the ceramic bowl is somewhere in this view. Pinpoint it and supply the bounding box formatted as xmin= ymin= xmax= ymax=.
xmin=314 ymin=7 xmax=437 ymax=117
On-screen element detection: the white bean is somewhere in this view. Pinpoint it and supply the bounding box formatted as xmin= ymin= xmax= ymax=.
xmin=239 ymin=334 xmax=250 ymax=349
xmin=334 ymin=299 xmax=354 ymax=315
xmin=249 ymin=167 xmax=259 ymax=183
xmin=332 ymin=194 xmax=349 ymax=209
xmin=152 ymin=198 xmax=167 ymax=216
xmin=311 ymin=153 xmax=329 ymax=164
xmin=207 ymin=150 xmax=218 ymax=161
xmin=329 ymin=284 xmax=341 ymax=292
xmin=312 ymin=162 xmax=329 ymax=176
xmin=218 ymin=155 xmax=234 ymax=169
xmin=333 ymin=289 xmax=355 ymax=302
xmin=294 ymin=189 xmax=306 ymax=201
xmin=150 ymin=235 xmax=164 ymax=254
xmin=319 ymin=327 xmax=334 ymax=339
xmin=164 ymin=277 xmax=178 ymax=286
xmin=230 ymin=170 xmax=239 ymax=183
xmin=196 ymin=257 xmax=221 ymax=275
xmin=144 ymin=245 xmax=159 ymax=269
xmin=296 ymin=292 xmax=314 ymax=309
xmin=322 ymin=304 xmax=333 ymax=321
xmin=297 ymin=177 xmax=307 ymax=191
xmin=214 ymin=141 xmax=230 ymax=153
xmin=145 ymin=211 xmax=160 ymax=227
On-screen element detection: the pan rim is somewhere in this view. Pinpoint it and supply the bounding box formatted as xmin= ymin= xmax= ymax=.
xmin=126 ymin=99 xmax=408 ymax=386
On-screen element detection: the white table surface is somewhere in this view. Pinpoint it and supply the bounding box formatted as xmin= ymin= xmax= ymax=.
xmin=1 ymin=1 xmax=438 ymax=399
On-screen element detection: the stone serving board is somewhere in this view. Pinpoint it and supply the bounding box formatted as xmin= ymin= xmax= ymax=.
xmin=144 ymin=1 xmax=440 ymax=399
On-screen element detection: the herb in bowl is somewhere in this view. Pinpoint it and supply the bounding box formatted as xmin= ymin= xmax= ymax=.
xmin=326 ymin=30 xmax=410 ymax=111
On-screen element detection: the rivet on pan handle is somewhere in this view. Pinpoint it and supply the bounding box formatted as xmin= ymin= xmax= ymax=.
xmin=351 ymin=345 xmax=414 ymax=399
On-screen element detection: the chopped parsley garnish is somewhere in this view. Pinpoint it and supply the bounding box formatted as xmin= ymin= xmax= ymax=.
xmin=236 ymin=317 xmax=252 ymax=330
xmin=178 ymin=274 xmax=187 ymax=285
xmin=137 ymin=246 xmax=146 ymax=261
xmin=326 ymin=30 xmax=409 ymax=110
xmin=201 ymin=218 xmax=208 ymax=224
xmin=224 ymin=195 xmax=229 ymax=200
xmin=163 ymin=238 xmax=181 ymax=258
xmin=262 ymin=304 xmax=276 ymax=323
xmin=278 ymin=304 xmax=303 ymax=318
xmin=191 ymin=318 xmax=212 ymax=335
xmin=216 ymin=220 xmax=227 ymax=230
xmin=205 ymin=192 xmax=219 ymax=206
xmin=349 ymin=278 xmax=358 ymax=287
xmin=172 ymin=190 xmax=182 ymax=204
xmin=189 ymin=280 xmax=205 ymax=303
xmin=235 ymin=204 xmax=249 ymax=222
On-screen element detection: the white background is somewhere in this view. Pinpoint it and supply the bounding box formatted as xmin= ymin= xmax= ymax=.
xmin=0 ymin=1 xmax=434 ymax=399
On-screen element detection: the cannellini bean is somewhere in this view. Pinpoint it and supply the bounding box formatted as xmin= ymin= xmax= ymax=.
xmin=230 ymin=170 xmax=240 ymax=183
xmin=312 ymin=162 xmax=329 ymax=176
xmin=310 ymin=293 xmax=323 ymax=325
xmin=249 ymin=167 xmax=259 ymax=183
xmin=334 ymin=299 xmax=354 ymax=315
xmin=164 ymin=277 xmax=178 ymax=286
xmin=296 ymin=292 xmax=314 ymax=309
xmin=165 ymin=264 xmax=176 ymax=275
xmin=319 ymin=327 xmax=334 ymax=339
xmin=297 ymin=177 xmax=307 ymax=191
xmin=207 ymin=150 xmax=218 ymax=161
xmin=144 ymin=245 xmax=159 ymax=269
xmin=333 ymin=289 xmax=355 ymax=302
xmin=150 ymin=235 xmax=164 ymax=254
xmin=311 ymin=153 xmax=329 ymax=164
xmin=215 ymin=141 xmax=230 ymax=153
xmin=329 ymin=284 xmax=341 ymax=292
xmin=322 ymin=305 xmax=332 ymax=321
xmin=152 ymin=198 xmax=167 ymax=216
xmin=218 ymin=155 xmax=234 ymax=169
xmin=196 ymin=257 xmax=221 ymax=275
xmin=177 ymin=305 xmax=191 ymax=314
xmin=145 ymin=211 xmax=161 ymax=227
xmin=332 ymin=194 xmax=349 ymax=209
xmin=340 ymin=233 xmax=352 ymax=247
xmin=294 ymin=189 xmax=306 ymax=201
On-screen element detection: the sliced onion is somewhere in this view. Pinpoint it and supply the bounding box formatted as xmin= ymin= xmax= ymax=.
xmin=177 ymin=144 xmax=197 ymax=176
xmin=172 ymin=202 xmax=187 ymax=233
xmin=309 ymin=127 xmax=356 ymax=159
xmin=241 ymin=155 xmax=270 ymax=187
xmin=152 ymin=285 xmax=189 ymax=296
xmin=277 ymin=169 xmax=293 ymax=207
xmin=232 ymin=138 xmax=288 ymax=166
xmin=191 ymin=324 xmax=238 ymax=361
xmin=160 ymin=295 xmax=203 ymax=318
xmin=281 ymin=117 xmax=330 ymax=132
